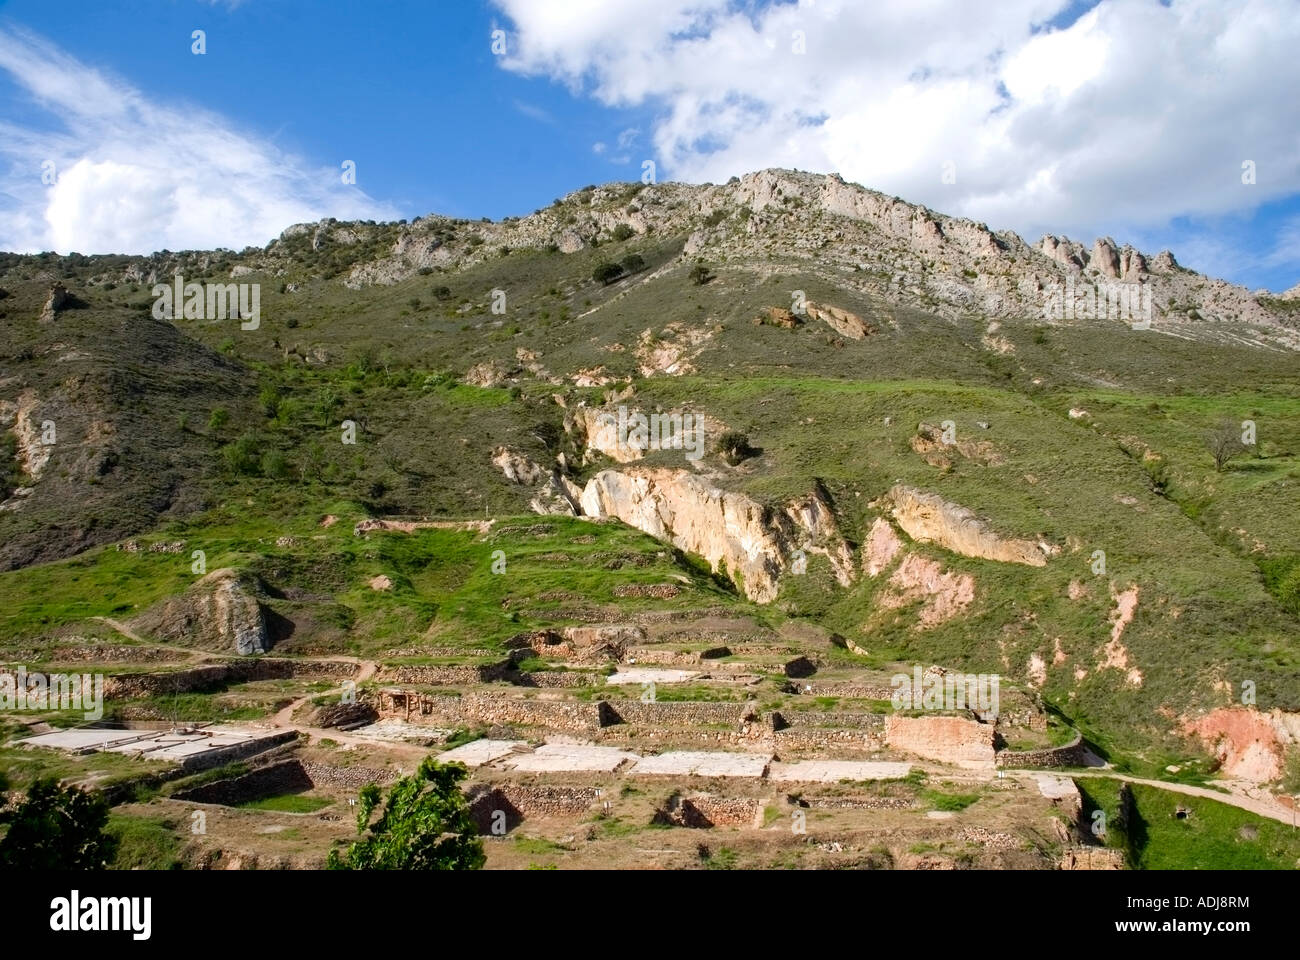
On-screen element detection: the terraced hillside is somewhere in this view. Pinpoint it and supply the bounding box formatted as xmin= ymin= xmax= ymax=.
xmin=1 ymin=170 xmax=1298 ymax=869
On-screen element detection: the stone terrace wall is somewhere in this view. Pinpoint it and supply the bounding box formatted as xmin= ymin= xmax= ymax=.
xmin=798 ymin=681 xmax=896 ymax=700
xmin=468 ymin=784 xmax=600 ymax=831
xmin=376 ymin=690 xmax=609 ymax=733
xmin=178 ymin=730 xmax=299 ymax=772
xmin=597 ymin=726 xmax=770 ymax=748
xmin=513 ymin=671 xmax=590 ymax=688
xmin=782 ymin=711 xmax=886 ymax=731
xmin=97 ymin=658 xmax=357 ymax=699
xmin=377 ymin=661 xmax=512 ymax=685
xmin=601 ymin=700 xmax=748 ymax=727
xmin=995 ymin=731 xmax=1088 ymax=769
xmin=656 ymin=794 xmax=759 ymax=827
xmin=774 ymin=726 xmax=885 ymax=752
xmin=301 ymin=761 xmax=396 ymax=788
xmin=798 ymin=795 xmax=914 ymax=810
xmin=173 ymin=759 xmax=312 ymax=805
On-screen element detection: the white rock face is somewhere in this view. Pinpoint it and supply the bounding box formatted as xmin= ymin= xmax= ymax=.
xmin=491 ymin=446 xmax=545 ymax=485
xmin=578 ymin=468 xmax=852 ymax=603
xmin=888 ymin=485 xmax=1046 ymax=567
xmin=580 ymin=468 xmax=785 ymax=603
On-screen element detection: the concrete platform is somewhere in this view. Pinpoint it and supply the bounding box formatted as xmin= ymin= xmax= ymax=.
xmin=18 ymin=726 xmax=273 ymax=763
xmin=346 ymin=719 xmax=451 ymax=744
xmin=768 ymin=760 xmax=912 ymax=783
xmin=501 ymin=741 xmax=638 ymax=773
xmin=630 ymin=750 xmax=771 ymax=778
xmin=437 ymin=738 xmax=528 ymax=767
xmin=605 ymin=667 xmax=702 ymax=685
xmin=1030 ymin=773 xmax=1081 ymax=800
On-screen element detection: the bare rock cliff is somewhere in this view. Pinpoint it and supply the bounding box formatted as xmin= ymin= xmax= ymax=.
xmin=887 ymin=485 xmax=1047 ymax=567
xmin=577 ymin=468 xmax=853 ymax=602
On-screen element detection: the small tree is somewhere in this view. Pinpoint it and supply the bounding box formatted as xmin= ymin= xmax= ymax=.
xmin=0 ymin=778 xmax=117 ymax=870
xmin=327 ymin=757 xmax=484 ymax=871
xmin=592 ymin=262 xmax=624 ymax=286
xmin=718 ymin=431 xmax=756 ymax=465
xmin=1204 ymin=418 xmax=1246 ymax=472
xmin=688 ymin=264 xmax=713 ymax=285
xmin=620 ymin=253 xmax=646 ymax=274
xmin=611 ymin=224 xmax=635 ymax=242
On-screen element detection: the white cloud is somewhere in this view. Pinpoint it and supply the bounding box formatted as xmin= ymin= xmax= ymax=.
xmin=0 ymin=28 xmax=398 ymax=255
xmin=493 ymin=0 xmax=1300 ymax=249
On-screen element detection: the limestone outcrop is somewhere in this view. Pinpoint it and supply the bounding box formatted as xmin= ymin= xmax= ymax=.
xmin=38 ymin=283 xmax=69 ymax=323
xmin=577 ymin=468 xmax=853 ymax=603
xmin=784 ymin=487 xmax=856 ymax=587
xmin=579 ymin=468 xmax=786 ymax=602
xmin=862 ymin=517 xmax=904 ymax=577
xmin=491 ymin=446 xmax=546 ymax=485
xmin=804 ymin=301 xmax=872 ymax=340
xmin=880 ymin=553 xmax=975 ymax=628
xmin=886 ymin=485 xmax=1047 ymax=566
xmin=130 ymin=568 xmax=272 ymax=655
xmin=569 ymin=405 xmax=724 ymax=465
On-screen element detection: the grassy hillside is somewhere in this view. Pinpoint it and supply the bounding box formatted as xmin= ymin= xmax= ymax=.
xmin=1 ymin=177 xmax=1298 ymax=774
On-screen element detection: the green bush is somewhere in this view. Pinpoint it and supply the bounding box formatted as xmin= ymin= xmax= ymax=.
xmin=327 ymin=757 xmax=484 ymax=871
xmin=222 ymin=433 xmax=262 ymax=476
xmin=718 ymin=431 xmax=756 ymax=465
xmin=261 ymin=450 xmax=292 ymax=480
xmin=592 ymin=262 xmax=624 ymax=285
xmin=0 ymin=779 xmax=116 ymax=869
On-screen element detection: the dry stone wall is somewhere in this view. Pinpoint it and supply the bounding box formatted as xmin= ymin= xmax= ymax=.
xmin=173 ymin=759 xmax=312 ymax=805
xmin=995 ymin=731 xmax=1088 ymax=768
xmin=468 ymin=784 xmax=600 ymax=831
xmin=301 ymin=761 xmax=396 ymax=788
xmin=376 ymin=690 xmax=610 ymax=733
xmin=656 ymin=794 xmax=759 ymax=827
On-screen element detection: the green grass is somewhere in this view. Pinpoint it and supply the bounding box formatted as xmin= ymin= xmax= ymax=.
xmin=511 ymin=834 xmax=569 ymax=855
xmin=106 ymin=812 xmax=185 ymax=870
xmin=0 ymin=744 xmax=169 ymax=791
xmin=238 ymin=793 xmax=333 ymax=813
xmin=701 ymin=846 xmax=739 ymax=870
xmin=1077 ymin=778 xmax=1300 ymax=869
xmin=922 ymin=789 xmax=981 ymax=812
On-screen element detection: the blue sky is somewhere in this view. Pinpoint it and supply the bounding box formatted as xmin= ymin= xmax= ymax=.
xmin=1 ymin=0 xmax=1298 ymax=293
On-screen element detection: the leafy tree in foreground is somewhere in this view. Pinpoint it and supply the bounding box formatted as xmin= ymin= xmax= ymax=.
xmin=0 ymin=778 xmax=116 ymax=870
xmin=327 ymin=757 xmax=484 ymax=870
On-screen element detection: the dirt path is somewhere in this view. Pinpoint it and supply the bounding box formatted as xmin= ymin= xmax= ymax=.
xmin=91 ymin=616 xmax=161 ymax=647
xmin=1012 ymin=769 xmax=1299 ymax=827
xmin=268 ymin=656 xmax=378 ymax=729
